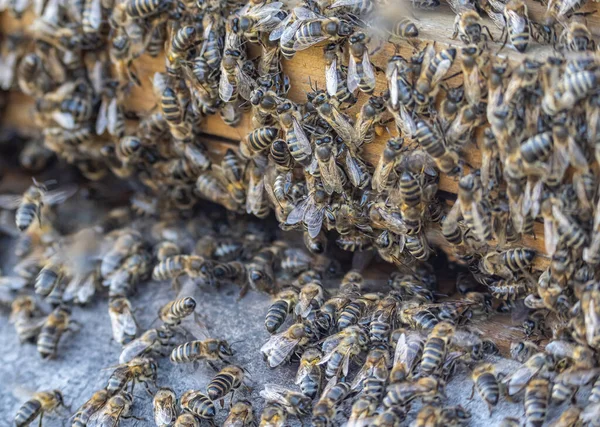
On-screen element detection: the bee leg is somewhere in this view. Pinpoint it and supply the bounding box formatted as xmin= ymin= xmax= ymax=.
xmin=237 ymin=284 xmax=249 ymax=300
xmin=230 ymin=390 xmax=235 ymax=407
xmin=208 ymin=361 xmax=219 ymax=371
xmin=468 ymin=384 xmax=475 ymax=400
xmin=219 ymin=398 xmax=225 ymax=408
xmin=38 ymin=411 xmax=44 ymax=427
xmin=143 ymin=381 xmax=154 ymax=397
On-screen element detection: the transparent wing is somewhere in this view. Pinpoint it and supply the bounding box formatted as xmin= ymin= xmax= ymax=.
xmin=43 ymin=185 xmax=78 ymax=205
xmin=362 ymin=50 xmax=376 ymax=87
xmin=306 ymin=205 xmax=325 ymax=239
xmin=219 ymin=72 xmax=235 ymax=102
xmin=388 ymin=67 xmax=399 ymax=108
xmin=261 ymin=335 xmax=300 ymax=367
xmin=260 ymin=383 xmax=291 ymax=406
xmin=0 ymin=276 xmax=28 ymax=290
xmin=286 ymin=197 xmax=310 ymax=226
xmin=96 ymin=100 xmax=109 ymax=135
xmin=292 ymin=117 xmax=312 ymax=157
xmin=347 ymin=53 xmax=360 ymax=94
xmin=293 ymin=34 xmax=328 ymax=51
xmin=326 ymin=59 xmax=339 ymax=97
xmin=107 ymin=98 xmax=119 ymax=136
xmin=430 ymin=56 xmax=454 ymax=89
xmin=119 ymin=337 xmax=151 ymax=364
xmin=345 ymin=150 xmax=363 ymax=188
xmin=237 ymin=68 xmax=256 ymax=101
xmin=52 ymin=111 xmax=76 ymax=130
xmin=246 ymin=171 xmax=265 ymax=216
xmin=270 ymin=13 xmax=293 ymax=41
xmin=506 ymin=10 xmax=526 ymax=34
xmin=280 ymin=19 xmax=302 ymax=46
xmin=0 ymin=52 xmax=16 ymax=90
xmin=0 ymin=195 xmax=23 ymax=209
xmin=331 ymin=106 xmax=357 ymax=144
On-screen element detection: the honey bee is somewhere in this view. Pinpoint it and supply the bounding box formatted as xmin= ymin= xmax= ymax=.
xmin=453 ymin=10 xmax=493 ymax=46
xmin=559 ymin=19 xmax=595 ymax=52
xmin=320 ymin=325 xmax=369 ymax=378
xmin=416 ymin=46 xmax=457 ymax=100
xmin=258 ymin=402 xmax=288 ymax=427
xmin=261 ymin=322 xmax=314 ymax=368
xmin=108 ymin=296 xmax=138 ymax=345
xmin=552 ymin=367 xmax=599 ymax=405
xmin=14 ymin=390 xmax=66 ymax=427
xmin=37 ymin=305 xmax=77 ymax=359
xmin=224 ymin=400 xmax=255 ymax=427
xmin=246 ymin=244 xmax=283 ymax=293
xmin=383 ymin=376 xmax=445 ymax=408
xmin=260 ymin=384 xmax=312 ymax=418
xmin=372 ymin=138 xmax=404 ymax=193
xmin=415 ymin=405 xmax=471 ymax=427
xmin=550 ymin=406 xmax=582 ymax=427
xmin=71 ymin=388 xmax=110 ymax=427
xmin=196 ymin=173 xmax=239 ymax=211
xmin=152 ymin=256 xmax=211 ymax=288
xmin=100 ymin=230 xmax=143 ymax=279
xmin=152 ymin=387 xmax=178 ymax=427
xmin=106 ymin=356 xmax=157 ymax=396
xmin=524 ymin=378 xmax=550 ymax=427
xmin=390 ymin=329 xmax=424 ymax=383
xmin=296 ymin=281 xmax=325 ymax=318
xmin=470 ymin=363 xmax=499 ymax=415
xmin=370 ymin=407 xmax=407 ymax=426
xmin=323 ymin=42 xmax=356 ymax=107
xmin=180 ymin=390 xmax=217 ymax=421
xmin=0 ymin=180 xmax=77 ymax=232
xmin=414 ymin=119 xmax=460 ymax=174
xmin=502 ymin=352 xmax=553 ymax=396
xmin=158 ymin=296 xmax=198 ymax=327
xmin=347 ymin=396 xmax=378 ymax=426
xmin=170 ymin=339 xmax=234 ymax=369
xmin=419 ymin=321 xmax=455 ymax=376
xmin=9 ymin=296 xmax=44 ymax=343
xmin=312 ymin=381 xmax=352 ymax=427
xmin=119 ymin=325 xmax=174 ymax=364
xmin=295 ymin=348 xmax=322 ymax=399
xmin=347 ymin=31 xmax=376 ymax=95
xmin=481 ymin=248 xmax=536 ymax=279
xmin=207 ymin=364 xmax=245 ymax=406
xmin=285 ymin=9 xmax=353 ymax=53
xmin=503 ymin=0 xmax=531 ymax=53
xmin=351 ymin=342 xmax=390 ymax=396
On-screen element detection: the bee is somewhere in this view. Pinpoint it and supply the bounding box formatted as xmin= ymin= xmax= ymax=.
xmin=236 ymin=1 xmax=286 ymax=41
xmin=34 ymin=257 xmax=63 ymax=298
xmin=153 ymin=388 xmax=178 ymax=427
xmin=502 ymin=352 xmax=553 ymax=396
xmin=14 ymin=390 xmax=66 ymax=427
xmin=370 ymin=407 xmax=407 ymax=426
xmin=323 ymin=43 xmax=356 ymax=106
xmin=552 ymin=367 xmax=600 ymax=405
xmin=420 ymin=321 xmax=455 ymax=376
xmin=415 ymin=405 xmax=471 ymax=427
xmin=453 ymin=10 xmax=493 ymax=46
xmin=296 ymin=348 xmax=322 ymax=399
xmin=312 ymin=381 xmax=352 ymax=427
xmin=550 ymin=407 xmax=583 ymax=427
xmin=261 ymin=322 xmax=314 ymax=368
xmin=351 ymin=342 xmax=390 ymax=397
xmin=152 ymin=256 xmax=210 ymax=287
xmin=290 ymin=12 xmax=353 ymax=52
xmin=525 ymin=378 xmax=550 ymax=427
xmin=158 ymin=297 xmax=197 ymax=327
xmin=119 ymin=325 xmax=174 ymax=364
xmin=250 ymin=89 xmax=281 ymax=128
xmin=503 ymin=0 xmax=531 ymax=53
xmin=311 ymin=91 xmax=358 ymax=147
xmin=321 ymin=325 xmax=369 ymax=378
xmin=180 ymin=390 xmax=217 ymax=421
xmin=348 ymin=395 xmax=378 ymax=426
xmin=71 ymin=388 xmax=110 ymax=427
xmin=243 ymin=127 xmax=280 ymax=158
xmin=224 ymin=400 xmax=255 ymax=427
xmin=559 ymin=19 xmax=595 ymax=52
xmin=295 ymin=281 xmax=325 ymax=319
xmin=414 ymin=119 xmax=460 ymax=174
xmin=314 ymin=136 xmax=344 ymax=195
xmin=260 ymin=384 xmax=312 ymax=418
xmin=259 ymin=403 xmax=287 ymax=427
xmin=196 ymin=173 xmax=239 ymax=211
xmin=390 ymin=329 xmax=424 ymax=383
xmin=125 ymin=0 xmax=170 ymax=18
xmin=383 ymin=376 xmax=445 ymax=408
xmin=347 ymin=31 xmax=376 ymax=95
xmin=155 ymin=242 xmax=181 ymax=262
xmin=481 ymin=248 xmax=535 ymax=278
xmin=337 ymin=294 xmax=379 ymax=330
xmin=37 ymin=305 xmax=76 ymax=359
xmin=170 ymin=339 xmax=234 ymax=369
xmin=0 ymin=180 xmax=77 ymax=232
xmin=372 ymin=138 xmax=404 ymax=192
xmin=416 ymin=47 xmax=457 ymax=100
xmin=219 ymin=48 xmax=255 ymax=103
xmin=174 ymin=413 xmax=201 ymax=427
xmin=108 ymin=297 xmax=138 ymax=345
xmin=100 ymin=230 xmax=142 ymax=279
xmin=275 ymin=101 xmax=311 ymax=167
xmin=265 ymin=289 xmax=298 ymax=334
xmin=106 ymin=356 xmax=158 ymax=396
xmin=470 ymin=363 xmax=499 ymax=415
xmin=207 ymin=364 xmax=245 ymax=406
xmin=246 ymin=244 xmax=283 ymax=293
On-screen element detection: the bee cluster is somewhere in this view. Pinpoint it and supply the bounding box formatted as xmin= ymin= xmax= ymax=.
xmin=3 ymin=0 xmax=600 ymax=424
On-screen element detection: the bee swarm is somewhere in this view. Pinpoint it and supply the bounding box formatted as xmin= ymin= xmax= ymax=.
xmin=2 ymin=0 xmax=600 ymax=425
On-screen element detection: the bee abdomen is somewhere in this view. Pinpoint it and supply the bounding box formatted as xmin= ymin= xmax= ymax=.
xmin=476 ymin=373 xmax=499 ymax=405
xmin=152 ymin=256 xmax=185 ymax=280
xmin=265 ymin=300 xmax=290 ymax=334
xmin=14 ymin=399 xmax=42 ymax=427
xmin=525 ymin=379 xmax=550 ymax=427
xmin=170 ymin=341 xmax=200 ymax=363
xmin=207 ymin=373 xmax=235 ymax=400
xmin=503 ymin=248 xmax=535 ymax=271
xmin=16 ymin=202 xmax=37 ymax=231
xmin=37 ymin=325 xmax=60 ymax=358
xmin=420 ymin=337 xmax=445 ymax=374
xmin=520 ymin=132 xmax=552 ymax=163
xmin=337 ymin=302 xmax=363 ymax=329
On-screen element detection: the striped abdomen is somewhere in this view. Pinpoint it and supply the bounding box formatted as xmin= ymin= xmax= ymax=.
xmin=170 ymin=341 xmax=202 ymax=363
xmin=152 ymin=256 xmax=185 ymax=281
xmin=476 ymin=372 xmax=499 ymax=406
xmin=207 ymin=372 xmax=240 ymax=400
xmin=265 ymin=299 xmax=291 ymax=334
xmin=525 ymin=379 xmax=549 ymax=427
xmin=337 ymin=301 xmax=365 ymax=329
xmin=503 ymin=248 xmax=535 ymax=271
xmin=14 ymin=399 xmax=42 ymax=427
xmin=420 ymin=337 xmax=446 ymax=375
xmin=16 ymin=202 xmax=37 ymax=231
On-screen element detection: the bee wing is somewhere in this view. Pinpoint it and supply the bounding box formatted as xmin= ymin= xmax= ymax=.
xmin=154 ymin=405 xmax=177 ymax=427
xmin=52 ymin=111 xmax=77 ymax=130
xmin=305 ymin=204 xmax=325 ymax=239
xmin=260 ymin=383 xmax=291 ymax=405
xmin=107 ymin=98 xmax=120 ymax=137
xmin=261 ymin=335 xmax=301 ymax=368
xmin=0 ymin=194 xmax=23 ymax=210
xmin=294 ymin=6 xmax=321 ymax=20
xmin=378 ymin=208 xmax=408 ymax=234
xmin=12 ymin=317 xmax=45 ymax=342
xmin=326 ymin=58 xmax=339 ymax=97
xmin=345 ymin=150 xmax=362 ymax=188
xmin=280 ymin=18 xmax=302 ymax=46
xmin=388 ymin=67 xmax=399 ymax=108
xmin=471 ymin=202 xmax=490 ymax=242
xmin=119 ymin=336 xmax=151 ymax=364
xmin=351 ymin=359 xmax=373 ymax=390
xmin=464 ymin=66 xmax=481 ymax=106
xmin=320 ymin=154 xmax=343 ymax=195
xmin=286 ymin=197 xmax=310 ymax=226
xmin=87 ymin=0 xmax=102 ymax=30
xmin=567 ymin=137 xmax=588 ymax=170
xmin=236 ymin=68 xmax=256 ymax=102
xmin=0 ymin=275 xmax=28 ymax=291
xmin=246 ymin=170 xmax=265 ymax=216
xmin=502 ymin=359 xmax=544 ymax=396
xmin=397 ymin=104 xmax=416 ymax=138
xmin=429 ymin=55 xmax=454 ymax=89
xmin=393 ymin=331 xmax=408 ymax=366
xmin=109 ymin=309 xmax=138 ymax=343
xmin=292 ymin=117 xmax=312 ymax=158
xmin=347 ymin=53 xmax=360 ymax=94
xmin=43 ymin=184 xmax=78 ymax=205
xmin=219 ymin=71 xmax=235 ymax=103
xmin=506 ymin=9 xmax=526 ymax=34
xmin=270 ymin=12 xmax=293 ymax=41
xmin=361 ymin=50 xmax=376 ymax=87
xmin=293 ymin=33 xmax=328 ymax=51
xmin=331 ymin=106 xmax=358 ymax=145
xmin=0 ymin=52 xmax=16 ymax=90
xmin=96 ymin=99 xmax=109 ymax=135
